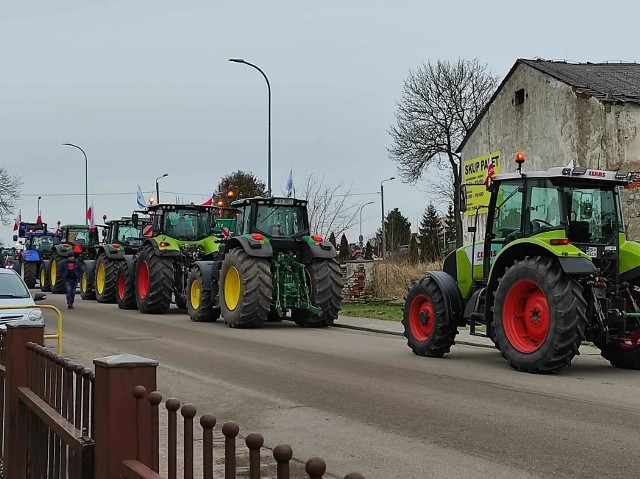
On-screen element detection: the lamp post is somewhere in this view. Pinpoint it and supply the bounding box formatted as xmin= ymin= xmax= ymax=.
xmin=62 ymin=143 xmax=89 ymax=225
xmin=359 ymin=201 xmax=375 ymax=250
xmin=228 ymin=58 xmax=272 ymax=196
xmin=155 ymin=173 xmax=168 ymax=203
xmin=380 ymin=177 xmax=395 ymax=258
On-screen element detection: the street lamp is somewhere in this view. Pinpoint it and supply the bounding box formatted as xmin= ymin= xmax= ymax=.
xmin=359 ymin=201 xmax=375 ymax=250
xmin=62 ymin=143 xmax=89 ymax=225
xmin=156 ymin=173 xmax=168 ymax=203
xmin=228 ymin=58 xmax=272 ymax=196
xmin=380 ymin=177 xmax=395 ymax=259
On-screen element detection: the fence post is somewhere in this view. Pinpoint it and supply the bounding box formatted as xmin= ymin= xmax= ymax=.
xmin=93 ymin=353 xmax=158 ymax=479
xmin=3 ymin=321 xmax=44 ymax=479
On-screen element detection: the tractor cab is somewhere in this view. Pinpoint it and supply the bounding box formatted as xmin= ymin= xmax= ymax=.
xmin=102 ymin=216 xmax=150 ymax=249
xmin=145 ymin=204 xmax=218 ymax=242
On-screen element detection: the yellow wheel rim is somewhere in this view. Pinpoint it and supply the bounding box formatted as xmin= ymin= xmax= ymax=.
xmin=96 ymin=263 xmax=105 ymax=294
xmin=224 ymin=266 xmax=241 ymax=311
xmin=81 ymin=273 xmax=87 ymax=293
xmin=190 ymin=278 xmax=201 ymax=309
xmin=51 ymin=260 xmax=57 ymax=285
xmin=41 ymin=268 xmax=46 ymax=285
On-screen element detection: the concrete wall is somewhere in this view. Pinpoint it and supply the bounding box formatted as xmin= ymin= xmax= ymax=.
xmin=461 ymin=63 xmax=640 ymax=242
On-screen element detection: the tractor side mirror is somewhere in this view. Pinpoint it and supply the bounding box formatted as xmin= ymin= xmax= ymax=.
xmin=102 ymin=229 xmax=107 ymax=238
xmin=12 ymin=235 xmax=17 ymax=242
xmin=131 ymin=214 xmax=139 ymax=228
xmin=460 ymin=185 xmax=467 ymax=213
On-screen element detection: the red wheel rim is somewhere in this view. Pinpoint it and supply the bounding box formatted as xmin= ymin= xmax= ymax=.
xmin=616 ymin=329 xmax=640 ymax=349
xmin=408 ymin=294 xmax=435 ymax=341
xmin=502 ymin=279 xmax=550 ymax=353
xmin=118 ymin=272 xmax=126 ymax=300
xmin=137 ymin=261 xmax=149 ymax=300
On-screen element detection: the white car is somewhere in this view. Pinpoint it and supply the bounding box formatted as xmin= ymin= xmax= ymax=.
xmin=0 ymin=268 xmax=46 ymax=328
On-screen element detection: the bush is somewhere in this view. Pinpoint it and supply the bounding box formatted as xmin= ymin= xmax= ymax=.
xmin=370 ymin=257 xmax=442 ymax=301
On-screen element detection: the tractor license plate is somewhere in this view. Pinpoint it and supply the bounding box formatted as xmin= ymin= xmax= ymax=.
xmin=586 ymin=246 xmax=598 ymax=257
xmin=273 ymin=198 xmax=294 ymax=205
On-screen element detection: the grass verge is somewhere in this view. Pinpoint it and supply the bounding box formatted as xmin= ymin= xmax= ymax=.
xmin=340 ymin=302 xmax=403 ymax=321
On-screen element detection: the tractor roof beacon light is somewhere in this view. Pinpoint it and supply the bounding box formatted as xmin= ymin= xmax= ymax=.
xmin=227 ymin=190 xmax=236 ymax=199
xmin=515 ymin=152 xmax=526 ymax=175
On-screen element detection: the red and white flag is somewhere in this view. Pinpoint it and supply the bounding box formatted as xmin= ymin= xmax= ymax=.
xmin=484 ymin=160 xmax=495 ymax=188
xmin=86 ymin=200 xmax=95 ymax=229
xmin=201 ymin=192 xmax=214 ymax=206
xmin=13 ymin=209 xmax=21 ymax=231
xmin=36 ymin=209 xmax=42 ymax=224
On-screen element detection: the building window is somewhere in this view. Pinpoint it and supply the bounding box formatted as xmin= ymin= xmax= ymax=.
xmin=515 ymin=88 xmax=525 ymax=106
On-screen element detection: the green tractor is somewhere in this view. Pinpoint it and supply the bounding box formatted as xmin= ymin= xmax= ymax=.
xmin=125 ymin=203 xmax=227 ymax=315
xmin=43 ymin=224 xmax=101 ymax=294
xmin=404 ymin=156 xmax=640 ymax=372
xmin=80 ymin=215 xmax=152 ymax=303
xmin=205 ymin=196 xmax=343 ymax=328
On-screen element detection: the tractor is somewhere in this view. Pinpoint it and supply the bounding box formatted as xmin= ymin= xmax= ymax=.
xmin=403 ymin=153 xmax=640 ymax=373
xmin=80 ymin=215 xmax=152 ymax=303
xmin=13 ymin=222 xmax=58 ymax=288
xmin=43 ymin=224 xmax=101 ymax=294
xmin=202 ymin=196 xmax=343 ymax=328
xmin=120 ymin=203 xmax=227 ymax=314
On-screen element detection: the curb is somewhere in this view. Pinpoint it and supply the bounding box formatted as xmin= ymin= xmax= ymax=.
xmin=331 ymin=323 xmax=496 ymax=349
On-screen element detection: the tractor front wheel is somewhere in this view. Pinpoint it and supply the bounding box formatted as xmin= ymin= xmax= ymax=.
xmin=402 ymin=276 xmax=458 ymax=357
xmin=22 ymin=262 xmax=38 ymax=289
xmin=136 ymin=245 xmax=174 ymax=314
xmin=40 ymin=261 xmax=51 ymax=292
xmin=50 ymin=252 xmax=66 ymax=294
xmin=116 ymin=261 xmax=137 ymax=310
xmin=80 ymin=261 xmax=96 ymax=300
xmin=293 ymin=258 xmax=343 ymax=328
xmin=187 ymin=267 xmax=219 ymax=322
xmin=95 ymin=254 xmax=118 ymax=303
xmin=220 ymin=248 xmax=272 ymax=328
xmin=493 ymin=256 xmax=586 ymax=373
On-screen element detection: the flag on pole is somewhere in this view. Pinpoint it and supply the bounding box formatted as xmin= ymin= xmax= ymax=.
xmin=201 ymin=192 xmax=214 ymax=206
xmin=87 ymin=200 xmax=95 ymax=229
xmin=13 ymin=209 xmax=21 ymax=231
xmin=286 ymin=169 xmax=294 ymax=198
xmin=484 ymin=160 xmax=496 ymax=188
xmin=36 ymin=208 xmax=42 ymax=224
xmin=136 ymin=185 xmax=147 ymax=209
xmin=566 ymin=160 xmax=575 ymax=168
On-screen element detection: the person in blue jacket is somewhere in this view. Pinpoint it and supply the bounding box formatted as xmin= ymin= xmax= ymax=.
xmin=59 ymin=252 xmax=82 ymax=309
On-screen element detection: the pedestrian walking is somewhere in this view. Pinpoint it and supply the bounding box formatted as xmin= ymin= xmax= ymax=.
xmin=60 ymin=252 xmax=82 ymax=309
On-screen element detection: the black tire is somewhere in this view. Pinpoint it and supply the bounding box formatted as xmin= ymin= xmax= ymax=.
xmin=94 ymin=254 xmax=118 ymax=303
xmin=293 ymin=258 xmax=343 ymax=328
xmin=136 ymin=244 xmax=173 ymax=314
xmin=402 ymin=276 xmax=458 ymax=357
xmin=22 ymin=262 xmax=38 ymax=288
xmin=50 ymin=252 xmax=66 ymax=294
xmin=80 ymin=261 xmax=96 ymax=300
xmin=116 ymin=261 xmax=137 ymax=310
xmin=493 ymin=256 xmax=587 ymax=373
xmin=186 ymin=267 xmax=219 ymax=322
xmin=40 ymin=260 xmax=51 ymax=292
xmin=220 ymin=248 xmax=272 ymax=328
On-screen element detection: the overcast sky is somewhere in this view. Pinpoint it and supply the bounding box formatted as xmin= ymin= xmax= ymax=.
xmin=2 ymin=0 xmax=639 ymax=245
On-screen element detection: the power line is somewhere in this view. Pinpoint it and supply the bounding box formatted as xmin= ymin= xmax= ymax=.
xmin=22 ymin=190 xmax=382 ymax=198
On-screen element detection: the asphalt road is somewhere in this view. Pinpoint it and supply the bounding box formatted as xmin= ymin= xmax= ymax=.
xmin=40 ymin=291 xmax=640 ymax=479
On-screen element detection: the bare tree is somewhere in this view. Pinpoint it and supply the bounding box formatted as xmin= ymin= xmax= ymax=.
xmin=388 ymin=58 xmax=497 ymax=246
xmin=0 ymin=168 xmax=23 ymax=226
xmin=299 ymin=173 xmax=359 ymax=238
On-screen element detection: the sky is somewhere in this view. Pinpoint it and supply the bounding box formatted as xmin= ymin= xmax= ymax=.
xmin=2 ymin=0 xmax=640 ymax=245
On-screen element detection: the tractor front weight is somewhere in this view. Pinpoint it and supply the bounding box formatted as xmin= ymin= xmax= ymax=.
xmin=272 ymin=252 xmax=321 ymax=317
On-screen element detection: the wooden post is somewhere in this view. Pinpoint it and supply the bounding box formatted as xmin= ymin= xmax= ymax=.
xmin=3 ymin=321 xmax=44 ymax=479
xmin=93 ymin=353 xmax=158 ymax=479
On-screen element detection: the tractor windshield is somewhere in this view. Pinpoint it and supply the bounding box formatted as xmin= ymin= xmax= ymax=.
xmin=160 ymin=208 xmax=212 ymax=241
xmin=564 ymin=185 xmax=621 ymax=244
xmin=67 ymin=228 xmax=99 ymax=245
xmin=116 ymin=224 xmax=145 ymax=245
xmin=255 ymin=205 xmax=306 ymax=238
xmin=30 ymin=236 xmax=58 ymax=250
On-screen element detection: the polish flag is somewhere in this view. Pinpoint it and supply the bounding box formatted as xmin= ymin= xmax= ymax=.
xmin=484 ymin=160 xmax=496 ymax=188
xmin=13 ymin=209 xmax=21 ymax=231
xmin=87 ymin=200 xmax=95 ymax=229
xmin=201 ymin=192 xmax=214 ymax=206
xmin=36 ymin=210 xmax=42 ymax=224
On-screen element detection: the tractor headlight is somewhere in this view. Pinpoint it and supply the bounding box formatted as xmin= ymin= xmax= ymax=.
xmin=27 ymin=309 xmax=43 ymax=322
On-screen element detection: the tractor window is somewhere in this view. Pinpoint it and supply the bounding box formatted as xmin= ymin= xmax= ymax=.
xmin=31 ymin=236 xmax=56 ymax=250
xmin=491 ymin=182 xmax=523 ymax=241
xmin=67 ymin=229 xmax=98 ymax=245
xmin=118 ymin=225 xmax=143 ymax=244
xmin=525 ymin=180 xmax=563 ymax=235
xmin=565 ymin=187 xmax=620 ymax=243
xmin=163 ymin=209 xmax=212 ymax=241
xmin=255 ymin=205 xmax=306 ymax=238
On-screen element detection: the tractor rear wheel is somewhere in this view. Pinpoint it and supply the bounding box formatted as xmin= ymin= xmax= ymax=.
xmin=50 ymin=252 xmax=66 ymax=294
xmin=493 ymin=256 xmax=586 ymax=373
xmin=402 ymin=276 xmax=458 ymax=357
xmin=80 ymin=261 xmax=96 ymax=300
xmin=22 ymin=262 xmax=38 ymax=289
xmin=293 ymin=258 xmax=343 ymax=327
xmin=95 ymin=254 xmax=118 ymax=303
xmin=136 ymin=244 xmax=173 ymax=314
xmin=187 ymin=267 xmax=219 ymax=322
xmin=220 ymin=248 xmax=272 ymax=328
xmin=116 ymin=261 xmax=137 ymax=310
xmin=40 ymin=261 xmax=51 ymax=292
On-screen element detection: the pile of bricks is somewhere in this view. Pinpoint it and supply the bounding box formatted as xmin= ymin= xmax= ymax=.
xmin=341 ymin=261 xmax=373 ymax=301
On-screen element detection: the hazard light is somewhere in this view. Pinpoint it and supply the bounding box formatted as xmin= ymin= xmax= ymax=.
xmin=311 ymin=235 xmax=323 ymax=243
xmin=515 ymin=152 xmax=525 ymax=164
xmin=251 ymin=233 xmax=264 ymax=241
xmin=111 ymin=243 xmax=121 ymax=249
xmin=159 ymin=241 xmax=170 ymax=247
xmin=550 ymin=238 xmax=570 ymax=246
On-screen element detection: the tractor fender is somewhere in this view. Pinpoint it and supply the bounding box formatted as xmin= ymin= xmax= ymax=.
xmin=300 ymin=240 xmax=337 ymax=262
xmin=83 ymin=259 xmax=96 ymax=278
xmin=53 ymin=244 xmax=72 ymax=257
xmin=225 ymin=236 xmax=273 ymax=258
xmin=418 ymin=271 xmax=464 ymax=326
xmin=21 ymin=249 xmax=41 ymax=262
xmin=193 ymin=261 xmax=220 ymax=291
xmin=121 ymin=255 xmax=137 ymax=278
xmin=557 ymin=257 xmax=597 ymax=275
xmin=100 ymin=246 xmax=125 ymax=260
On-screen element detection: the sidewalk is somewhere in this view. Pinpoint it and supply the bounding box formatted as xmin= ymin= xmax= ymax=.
xmin=334 ymin=315 xmax=496 ymax=349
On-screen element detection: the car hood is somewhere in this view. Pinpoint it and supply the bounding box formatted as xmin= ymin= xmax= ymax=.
xmin=0 ymin=298 xmax=39 ymax=327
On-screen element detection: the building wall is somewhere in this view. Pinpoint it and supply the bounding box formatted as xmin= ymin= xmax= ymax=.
xmin=461 ymin=63 xmax=640 ymax=242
